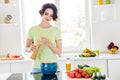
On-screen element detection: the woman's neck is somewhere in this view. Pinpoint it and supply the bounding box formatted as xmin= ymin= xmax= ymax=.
xmin=39 ymin=21 xmax=51 ymax=28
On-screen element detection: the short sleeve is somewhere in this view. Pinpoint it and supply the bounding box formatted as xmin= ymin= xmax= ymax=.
xmin=27 ymin=27 xmax=34 ymax=41
xmin=55 ymin=28 xmax=61 ymax=40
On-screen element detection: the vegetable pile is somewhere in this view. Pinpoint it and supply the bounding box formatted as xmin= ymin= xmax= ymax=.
xmin=79 ymin=48 xmax=100 ymax=57
xmin=66 ymin=64 xmax=106 ymax=79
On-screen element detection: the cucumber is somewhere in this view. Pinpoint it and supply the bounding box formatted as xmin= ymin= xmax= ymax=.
xmin=100 ymin=72 xmax=106 ymax=79
xmin=91 ymin=72 xmax=106 ymax=80
xmin=90 ymin=53 xmax=96 ymax=57
xmin=83 ymin=64 xmax=90 ymax=67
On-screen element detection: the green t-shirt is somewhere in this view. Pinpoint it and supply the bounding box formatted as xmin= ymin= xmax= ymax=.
xmin=27 ymin=25 xmax=61 ymax=68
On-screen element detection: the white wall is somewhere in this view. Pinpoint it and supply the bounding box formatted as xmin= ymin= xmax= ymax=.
xmin=91 ymin=0 xmax=120 ymax=52
xmin=91 ymin=20 xmax=120 ymax=52
xmin=0 ymin=0 xmax=22 ymax=57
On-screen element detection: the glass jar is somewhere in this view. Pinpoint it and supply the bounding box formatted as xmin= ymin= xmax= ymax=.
xmin=106 ymin=0 xmax=111 ymax=4
xmin=66 ymin=58 xmax=71 ymax=72
xmin=98 ymin=0 xmax=103 ymax=5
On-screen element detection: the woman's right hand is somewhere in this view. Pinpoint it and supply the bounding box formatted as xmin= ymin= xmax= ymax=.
xmin=31 ymin=44 xmax=37 ymax=51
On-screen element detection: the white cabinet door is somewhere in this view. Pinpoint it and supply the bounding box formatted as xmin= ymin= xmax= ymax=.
xmin=74 ymin=59 xmax=108 ymax=76
xmin=0 ymin=62 xmax=10 ymax=72
xmin=108 ymin=59 xmax=120 ymax=80
xmin=11 ymin=61 xmax=32 ymax=73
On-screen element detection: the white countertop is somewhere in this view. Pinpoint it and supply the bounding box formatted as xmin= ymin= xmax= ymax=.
xmin=0 ymin=58 xmax=32 ymax=63
xmin=58 ymin=53 xmax=120 ymax=60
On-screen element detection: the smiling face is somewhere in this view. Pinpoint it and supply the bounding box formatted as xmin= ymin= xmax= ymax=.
xmin=42 ymin=8 xmax=53 ymax=22
xmin=39 ymin=3 xmax=58 ymax=21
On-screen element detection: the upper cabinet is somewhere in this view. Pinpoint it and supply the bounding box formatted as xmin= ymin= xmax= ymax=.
xmin=0 ymin=0 xmax=21 ymax=26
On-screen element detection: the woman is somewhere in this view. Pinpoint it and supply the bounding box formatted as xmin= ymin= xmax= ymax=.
xmin=25 ymin=3 xmax=62 ymax=70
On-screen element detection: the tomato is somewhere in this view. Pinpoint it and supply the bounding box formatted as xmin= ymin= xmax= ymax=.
xmin=12 ymin=55 xmax=20 ymax=58
xmin=73 ymin=68 xmax=79 ymax=73
xmin=67 ymin=72 xmax=75 ymax=78
xmin=85 ymin=74 xmax=90 ymax=78
xmin=6 ymin=53 xmax=10 ymax=58
xmin=85 ymin=50 xmax=90 ymax=53
xmin=81 ymin=72 xmax=86 ymax=77
xmin=75 ymin=72 xmax=82 ymax=78
xmin=88 ymin=74 xmax=92 ymax=78
xmin=78 ymin=68 xmax=83 ymax=73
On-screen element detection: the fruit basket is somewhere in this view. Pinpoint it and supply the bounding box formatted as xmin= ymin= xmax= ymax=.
xmin=107 ymin=42 xmax=119 ymax=54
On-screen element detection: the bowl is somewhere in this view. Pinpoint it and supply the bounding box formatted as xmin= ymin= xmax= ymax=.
xmin=41 ymin=74 xmax=57 ymax=80
xmin=41 ymin=62 xmax=57 ymax=75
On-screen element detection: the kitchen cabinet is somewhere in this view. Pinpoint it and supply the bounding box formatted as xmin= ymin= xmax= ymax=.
xmin=108 ymin=59 xmax=120 ymax=80
xmin=11 ymin=60 xmax=32 ymax=73
xmin=0 ymin=62 xmax=10 ymax=72
xmin=0 ymin=60 xmax=32 ymax=73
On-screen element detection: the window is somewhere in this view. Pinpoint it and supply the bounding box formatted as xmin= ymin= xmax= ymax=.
xmin=22 ymin=0 xmax=90 ymax=53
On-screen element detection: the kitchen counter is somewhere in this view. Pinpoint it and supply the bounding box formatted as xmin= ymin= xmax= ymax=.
xmin=30 ymin=71 xmax=109 ymax=80
xmin=57 ymin=53 xmax=120 ymax=79
xmin=5 ymin=71 xmax=109 ymax=80
xmin=58 ymin=53 xmax=120 ymax=60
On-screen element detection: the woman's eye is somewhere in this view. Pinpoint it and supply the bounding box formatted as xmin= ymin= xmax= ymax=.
xmin=44 ymin=13 xmax=48 ymax=15
xmin=50 ymin=15 xmax=53 ymax=17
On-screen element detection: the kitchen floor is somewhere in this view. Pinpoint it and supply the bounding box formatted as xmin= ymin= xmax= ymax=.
xmin=0 ymin=72 xmax=60 ymax=80
xmin=0 ymin=73 xmax=31 ymax=80
xmin=0 ymin=73 xmax=22 ymax=80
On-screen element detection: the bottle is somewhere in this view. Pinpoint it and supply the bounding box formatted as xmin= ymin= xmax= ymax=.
xmin=30 ymin=42 xmax=41 ymax=60
xmin=106 ymin=0 xmax=111 ymax=4
xmin=66 ymin=58 xmax=71 ymax=72
xmin=98 ymin=0 xmax=103 ymax=5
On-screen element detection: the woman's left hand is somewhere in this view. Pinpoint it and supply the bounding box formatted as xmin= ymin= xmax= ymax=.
xmin=41 ymin=37 xmax=50 ymax=46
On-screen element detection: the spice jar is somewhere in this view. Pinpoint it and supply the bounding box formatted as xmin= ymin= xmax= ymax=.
xmin=98 ymin=0 xmax=103 ymax=5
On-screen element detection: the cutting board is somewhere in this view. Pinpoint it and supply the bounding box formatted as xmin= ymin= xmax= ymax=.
xmin=0 ymin=57 xmax=24 ymax=61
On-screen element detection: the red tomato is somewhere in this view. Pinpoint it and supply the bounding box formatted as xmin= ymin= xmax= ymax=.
xmin=88 ymin=74 xmax=92 ymax=78
xmin=75 ymin=72 xmax=82 ymax=78
xmin=78 ymin=68 xmax=83 ymax=73
xmin=6 ymin=53 xmax=10 ymax=58
xmin=85 ymin=50 xmax=90 ymax=53
xmin=81 ymin=72 xmax=86 ymax=77
xmin=73 ymin=68 xmax=79 ymax=73
xmin=12 ymin=55 xmax=20 ymax=58
xmin=85 ymin=74 xmax=90 ymax=78
xmin=67 ymin=72 xmax=75 ymax=78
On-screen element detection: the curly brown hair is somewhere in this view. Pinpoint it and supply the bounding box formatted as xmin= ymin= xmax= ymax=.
xmin=39 ymin=3 xmax=58 ymax=21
